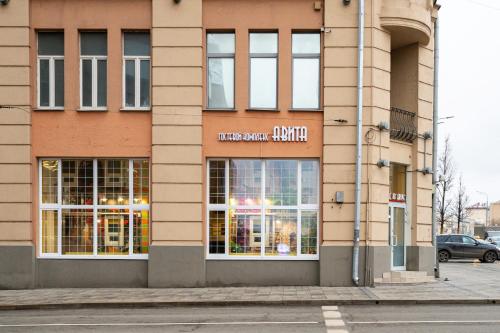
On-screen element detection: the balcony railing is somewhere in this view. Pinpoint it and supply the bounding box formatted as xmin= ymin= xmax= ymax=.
xmin=390 ymin=107 xmax=417 ymax=143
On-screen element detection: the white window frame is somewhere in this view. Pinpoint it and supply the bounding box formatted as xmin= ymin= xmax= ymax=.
xmin=206 ymin=32 xmax=235 ymax=110
xmin=79 ymin=56 xmax=107 ymax=110
xmin=249 ymin=32 xmax=279 ymax=110
xmin=206 ymin=159 xmax=320 ymax=260
xmin=38 ymin=158 xmax=150 ymax=260
xmin=37 ymin=33 xmax=64 ymax=110
xmin=122 ymin=56 xmax=151 ymax=110
xmin=291 ymin=33 xmax=321 ymax=110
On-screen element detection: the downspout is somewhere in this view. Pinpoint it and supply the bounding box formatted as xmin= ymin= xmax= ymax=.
xmin=352 ymin=0 xmax=365 ymax=286
xmin=432 ymin=13 xmax=440 ymax=278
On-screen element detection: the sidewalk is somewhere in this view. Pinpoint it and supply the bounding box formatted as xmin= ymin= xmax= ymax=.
xmin=0 ymin=262 xmax=498 ymax=310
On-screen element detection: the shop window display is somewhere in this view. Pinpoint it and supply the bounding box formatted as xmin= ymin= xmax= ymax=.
xmin=39 ymin=159 xmax=149 ymax=258
xmin=207 ymin=159 xmax=319 ymax=259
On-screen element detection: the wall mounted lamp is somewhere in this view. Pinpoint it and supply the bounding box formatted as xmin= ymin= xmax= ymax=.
xmin=0 ymin=0 xmax=10 ymax=6
xmin=343 ymin=0 xmax=351 ymax=5
xmin=423 ymin=131 xmax=433 ymax=140
xmin=377 ymin=121 xmax=389 ymax=131
xmin=417 ymin=167 xmax=433 ymax=175
xmin=173 ymin=0 xmax=182 ymax=4
xmin=377 ymin=159 xmax=390 ymax=168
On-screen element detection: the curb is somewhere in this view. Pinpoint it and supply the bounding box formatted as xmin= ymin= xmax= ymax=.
xmin=1 ymin=298 xmax=498 ymax=310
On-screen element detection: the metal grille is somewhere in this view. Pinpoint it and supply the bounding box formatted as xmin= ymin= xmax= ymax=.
xmin=390 ymin=107 xmax=417 ymax=143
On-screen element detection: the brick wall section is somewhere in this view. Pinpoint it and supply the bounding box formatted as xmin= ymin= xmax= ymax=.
xmin=151 ymin=0 xmax=203 ymax=246
xmin=0 ymin=0 xmax=32 ymax=245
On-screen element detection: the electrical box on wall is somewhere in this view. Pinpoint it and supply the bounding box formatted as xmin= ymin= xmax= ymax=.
xmin=335 ymin=191 xmax=344 ymax=204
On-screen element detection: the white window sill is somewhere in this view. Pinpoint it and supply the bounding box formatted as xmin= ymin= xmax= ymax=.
xmin=38 ymin=255 xmax=148 ymax=260
xmin=206 ymin=255 xmax=319 ymax=261
xmin=120 ymin=107 xmax=151 ymax=112
xmin=34 ymin=107 xmax=65 ymax=112
xmin=77 ymin=108 xmax=108 ymax=112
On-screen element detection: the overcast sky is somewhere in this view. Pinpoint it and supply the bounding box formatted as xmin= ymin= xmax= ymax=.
xmin=438 ymin=0 xmax=500 ymax=205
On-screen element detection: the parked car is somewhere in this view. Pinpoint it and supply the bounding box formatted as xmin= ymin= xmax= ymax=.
xmin=486 ymin=235 xmax=500 ymax=246
xmin=437 ymin=234 xmax=500 ymax=263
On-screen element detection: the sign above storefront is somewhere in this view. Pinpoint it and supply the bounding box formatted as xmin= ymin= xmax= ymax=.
xmin=390 ymin=193 xmax=407 ymax=203
xmin=218 ymin=126 xmax=308 ymax=143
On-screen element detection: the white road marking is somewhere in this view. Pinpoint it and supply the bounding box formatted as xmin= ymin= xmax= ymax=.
xmin=327 ymin=330 xmax=349 ymax=333
xmin=0 ymin=321 xmax=320 ymax=328
xmin=323 ymin=311 xmax=342 ymax=319
xmin=322 ymin=306 xmax=339 ymax=311
xmin=348 ymin=320 xmax=500 ymax=325
xmin=325 ymin=319 xmax=346 ymax=327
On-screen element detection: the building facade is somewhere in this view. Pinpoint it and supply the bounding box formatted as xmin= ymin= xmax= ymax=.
xmin=0 ymin=0 xmax=439 ymax=289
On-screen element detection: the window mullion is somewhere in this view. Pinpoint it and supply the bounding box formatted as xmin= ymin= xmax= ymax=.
xmin=224 ymin=159 xmax=229 ymax=256
xmin=135 ymin=58 xmax=140 ymax=108
xmin=260 ymin=159 xmax=265 ymax=258
xmin=93 ymin=159 xmax=98 ymax=256
xmin=297 ymin=161 xmax=302 ymax=256
xmin=57 ymin=160 xmax=62 ymax=255
xmin=92 ymin=57 xmax=97 ymax=108
xmin=129 ymin=159 xmax=134 ymax=255
xmin=49 ymin=57 xmax=55 ymax=107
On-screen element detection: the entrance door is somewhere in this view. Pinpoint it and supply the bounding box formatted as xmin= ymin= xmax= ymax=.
xmin=389 ymin=203 xmax=406 ymax=270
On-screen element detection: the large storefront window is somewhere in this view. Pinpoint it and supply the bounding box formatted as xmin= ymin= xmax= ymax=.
xmin=207 ymin=159 xmax=319 ymax=259
xmin=39 ymin=159 xmax=149 ymax=258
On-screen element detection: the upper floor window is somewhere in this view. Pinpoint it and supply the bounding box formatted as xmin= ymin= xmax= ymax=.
xmin=80 ymin=32 xmax=107 ymax=110
xmin=207 ymin=33 xmax=235 ymax=109
xmin=292 ymin=33 xmax=320 ymax=110
xmin=249 ymin=33 xmax=278 ymax=109
xmin=38 ymin=32 xmax=64 ymax=109
xmin=123 ymin=32 xmax=151 ymax=110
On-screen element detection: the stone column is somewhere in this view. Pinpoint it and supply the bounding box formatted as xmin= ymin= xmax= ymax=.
xmin=0 ymin=0 xmax=34 ymax=289
xmin=149 ymin=0 xmax=205 ymax=287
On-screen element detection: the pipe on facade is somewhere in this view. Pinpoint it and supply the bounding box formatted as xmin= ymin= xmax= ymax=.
xmin=432 ymin=14 xmax=440 ymax=278
xmin=352 ymin=0 xmax=365 ymax=287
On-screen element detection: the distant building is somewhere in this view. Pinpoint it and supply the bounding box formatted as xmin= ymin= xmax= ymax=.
xmin=491 ymin=202 xmax=500 ymax=226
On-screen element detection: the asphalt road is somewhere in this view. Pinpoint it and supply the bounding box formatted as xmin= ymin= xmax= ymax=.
xmin=0 ymin=306 xmax=326 ymax=333
xmin=1 ymin=304 xmax=500 ymax=332
xmin=341 ymin=304 xmax=500 ymax=333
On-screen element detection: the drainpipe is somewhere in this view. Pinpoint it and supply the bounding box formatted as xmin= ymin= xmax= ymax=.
xmin=432 ymin=14 xmax=440 ymax=278
xmin=352 ymin=0 xmax=365 ymax=287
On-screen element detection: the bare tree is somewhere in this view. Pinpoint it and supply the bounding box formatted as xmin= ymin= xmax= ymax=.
xmin=437 ymin=136 xmax=455 ymax=234
xmin=454 ymin=175 xmax=471 ymax=233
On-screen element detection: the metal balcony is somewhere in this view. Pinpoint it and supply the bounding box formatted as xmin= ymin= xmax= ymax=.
xmin=390 ymin=107 xmax=417 ymax=143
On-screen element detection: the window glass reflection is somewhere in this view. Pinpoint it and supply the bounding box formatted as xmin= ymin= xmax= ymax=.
xmin=98 ymin=160 xmax=129 ymax=205
xmin=62 ymin=209 xmax=93 ymax=255
xmin=265 ymin=209 xmax=297 ymax=256
xmin=265 ymin=160 xmax=297 ymax=206
xmin=97 ymin=209 xmax=129 ymax=255
xmin=229 ymin=160 xmax=261 ymax=206
xmin=229 ymin=209 xmax=261 ymax=255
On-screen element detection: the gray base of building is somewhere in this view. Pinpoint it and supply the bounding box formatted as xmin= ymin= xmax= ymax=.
xmin=318 ymin=245 xmax=435 ymax=286
xmin=406 ymin=246 xmax=436 ymax=276
xmin=1 ymin=244 xmax=435 ymax=288
xmin=206 ymin=260 xmax=319 ymax=286
xmin=36 ymin=259 xmax=148 ymax=288
xmin=0 ymin=245 xmax=35 ymax=289
xmin=148 ymin=245 xmax=206 ymax=288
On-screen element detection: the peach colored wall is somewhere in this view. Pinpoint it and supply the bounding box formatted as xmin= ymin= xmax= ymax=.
xmin=31 ymin=0 xmax=152 ymax=159
xmin=202 ymin=0 xmax=323 ymax=245
xmin=30 ymin=0 xmax=152 ymax=250
xmin=202 ymin=0 xmax=323 ymax=158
